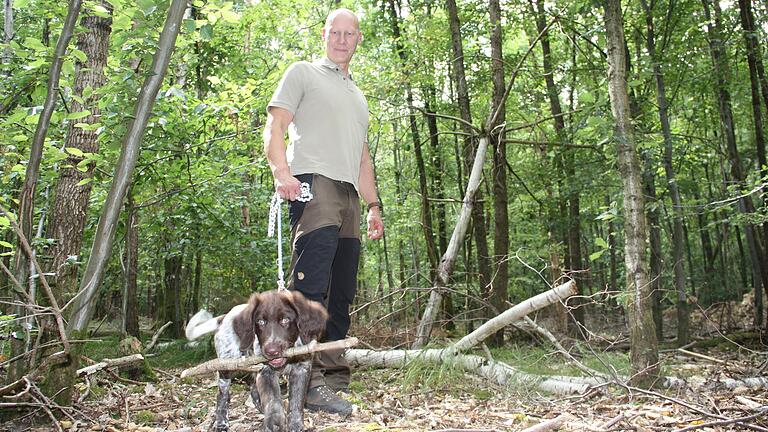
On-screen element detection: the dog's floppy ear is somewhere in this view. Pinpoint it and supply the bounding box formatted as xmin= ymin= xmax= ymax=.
xmin=289 ymin=290 xmax=328 ymax=341
xmin=232 ymin=293 xmax=260 ymax=352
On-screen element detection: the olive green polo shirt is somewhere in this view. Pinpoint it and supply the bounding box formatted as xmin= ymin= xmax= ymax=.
xmin=268 ymin=57 xmax=369 ymax=190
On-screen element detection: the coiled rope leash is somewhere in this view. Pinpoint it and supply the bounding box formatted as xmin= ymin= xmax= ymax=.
xmin=268 ymin=182 xmax=313 ymax=292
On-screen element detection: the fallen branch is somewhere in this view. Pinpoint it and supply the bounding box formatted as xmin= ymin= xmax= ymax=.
xmin=520 ymin=413 xmax=574 ymax=432
xmin=180 ymin=337 xmax=359 ymax=378
xmin=677 ymin=348 xmax=726 ymax=364
xmin=673 ymin=407 xmax=768 ymax=432
xmin=345 ymin=348 xmax=603 ymax=395
xmin=145 ymin=321 xmax=172 ymax=352
xmin=450 ymin=280 xmax=577 ymax=353
xmin=77 ymin=353 xmax=145 ymax=376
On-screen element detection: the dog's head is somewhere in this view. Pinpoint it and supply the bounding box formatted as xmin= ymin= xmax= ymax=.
xmin=235 ymin=290 xmax=328 ymax=369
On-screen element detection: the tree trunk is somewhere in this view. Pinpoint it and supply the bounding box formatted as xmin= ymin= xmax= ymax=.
xmin=603 ymin=0 xmax=660 ymax=387
xmin=488 ymin=0 xmax=508 ymax=347
xmin=2 ymin=0 xmax=12 ymax=75
xmin=413 ymin=137 xmax=489 ymax=348
xmin=737 ymin=0 xmax=768 ymax=315
xmin=7 ymin=0 xmax=82 ymax=385
xmin=445 ymin=0 xmax=492 ymax=305
xmin=67 ymin=0 xmax=187 ymax=336
xmin=531 ymin=0 xmax=584 ymax=334
xmin=122 ymin=188 xmax=139 ymax=338
xmin=385 ymin=0 xmax=438 ymax=277
xmin=702 ymin=0 xmax=767 ymax=326
xmin=640 ymin=0 xmax=688 ymax=345
xmin=163 ymin=250 xmax=184 ymax=339
xmin=642 ymin=151 xmax=663 ymax=340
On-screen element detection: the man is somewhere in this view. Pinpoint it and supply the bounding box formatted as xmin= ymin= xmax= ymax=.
xmin=263 ymin=8 xmax=384 ymax=416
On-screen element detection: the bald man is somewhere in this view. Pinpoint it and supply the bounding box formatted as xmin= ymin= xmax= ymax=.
xmin=263 ymin=8 xmax=383 ymax=416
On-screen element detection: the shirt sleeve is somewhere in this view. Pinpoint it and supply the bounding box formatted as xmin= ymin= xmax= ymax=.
xmin=267 ymin=62 xmax=305 ymax=115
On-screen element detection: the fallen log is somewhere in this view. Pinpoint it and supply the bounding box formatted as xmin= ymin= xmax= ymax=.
xmin=345 ymin=348 xmax=604 ymax=394
xmin=180 ymin=337 xmax=358 ymax=378
xmin=77 ymin=353 xmax=145 ymax=376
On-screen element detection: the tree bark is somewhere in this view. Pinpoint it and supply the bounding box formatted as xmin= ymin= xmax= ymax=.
xmin=7 ymin=0 xmax=82 ymax=385
xmin=642 ymin=151 xmax=663 ymax=340
xmin=413 ymin=136 xmax=488 ymax=348
xmin=603 ymin=0 xmax=660 ymax=387
xmin=531 ymin=0 xmax=584 ymax=333
xmin=488 ymin=0 xmax=508 ymax=347
xmin=122 ymin=188 xmax=139 ymax=338
xmin=66 ymin=0 xmax=187 ymax=335
xmin=737 ymin=0 xmax=768 ymax=317
xmin=640 ymin=0 xmax=689 ymax=345
xmin=702 ymin=0 xmax=767 ymax=326
xmin=385 ymin=0 xmax=438 ymax=276
xmin=2 ymin=0 xmax=12 ymax=75
xmin=445 ymin=0 xmax=492 ymax=303
xmin=163 ymin=250 xmax=184 ymax=339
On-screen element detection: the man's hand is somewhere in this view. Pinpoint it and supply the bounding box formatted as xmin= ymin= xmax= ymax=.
xmin=367 ymin=207 xmax=384 ymax=240
xmin=274 ymin=169 xmax=301 ymax=201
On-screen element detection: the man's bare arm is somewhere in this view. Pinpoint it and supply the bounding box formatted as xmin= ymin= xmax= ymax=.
xmin=359 ymin=143 xmax=384 ymax=239
xmin=263 ymin=107 xmax=301 ymax=200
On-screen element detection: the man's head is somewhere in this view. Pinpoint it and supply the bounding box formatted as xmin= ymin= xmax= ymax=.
xmin=322 ymin=8 xmax=362 ymax=71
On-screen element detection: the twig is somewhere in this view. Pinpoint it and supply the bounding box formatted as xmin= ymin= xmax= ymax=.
xmin=145 ymin=321 xmax=172 ymax=352
xmin=180 ymin=337 xmax=359 ymax=378
xmin=673 ymin=408 xmax=768 ymax=432
xmin=627 ymin=386 xmax=768 ymax=432
xmin=76 ymin=353 xmax=144 ymax=376
xmin=0 ymin=204 xmax=70 ymax=353
xmin=676 ymin=348 xmax=726 ymax=364
xmin=520 ymin=413 xmax=573 ymax=432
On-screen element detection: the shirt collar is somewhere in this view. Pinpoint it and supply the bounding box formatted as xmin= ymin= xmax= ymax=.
xmin=318 ymin=56 xmax=354 ymax=81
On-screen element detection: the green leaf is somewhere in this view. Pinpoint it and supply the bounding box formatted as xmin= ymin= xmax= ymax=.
xmin=184 ymin=19 xmax=197 ymax=33
xmin=595 ymin=237 xmax=609 ymax=249
xmin=74 ymin=122 xmax=102 ymax=131
xmin=137 ymin=0 xmax=156 ymax=16
xmin=12 ymin=135 xmax=27 ymax=142
xmin=0 ymin=217 xmax=9 ymax=227
xmin=65 ymin=147 xmax=85 ymax=157
xmin=66 ymin=110 xmax=92 ymax=120
xmin=24 ymin=37 xmax=47 ymax=52
xmin=0 ymin=240 xmax=12 ymax=248
xmin=71 ymin=48 xmax=87 ymax=63
xmin=207 ymin=75 xmax=221 ymax=85
xmin=25 ymin=58 xmax=46 ymax=70
xmin=200 ymin=23 xmax=213 ymax=41
xmin=589 ymin=250 xmax=605 ymax=262
xmin=91 ymin=4 xmax=111 ymax=17
xmin=76 ymin=178 xmax=93 ymax=186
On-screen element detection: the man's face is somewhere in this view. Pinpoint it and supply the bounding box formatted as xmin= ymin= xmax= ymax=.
xmin=323 ymin=12 xmax=361 ymax=67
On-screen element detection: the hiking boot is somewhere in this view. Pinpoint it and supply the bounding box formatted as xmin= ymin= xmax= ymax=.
xmin=305 ymin=385 xmax=353 ymax=416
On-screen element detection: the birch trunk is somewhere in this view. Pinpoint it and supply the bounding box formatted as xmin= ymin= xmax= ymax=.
xmin=603 ymin=0 xmax=660 ymax=387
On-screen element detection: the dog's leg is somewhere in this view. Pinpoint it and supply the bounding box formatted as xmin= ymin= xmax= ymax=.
xmin=287 ymin=359 xmax=312 ymax=432
xmin=257 ymin=367 xmax=286 ymax=432
xmin=213 ymin=371 xmax=233 ymax=431
xmin=247 ymin=371 xmax=262 ymax=412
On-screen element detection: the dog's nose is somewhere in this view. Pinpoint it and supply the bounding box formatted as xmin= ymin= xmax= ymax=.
xmin=263 ymin=344 xmax=282 ymax=358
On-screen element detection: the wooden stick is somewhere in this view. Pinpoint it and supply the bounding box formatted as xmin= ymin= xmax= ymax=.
xmin=77 ymin=353 xmax=145 ymax=376
xmin=677 ymin=348 xmax=727 ymax=364
xmin=520 ymin=413 xmax=573 ymax=432
xmin=145 ymin=321 xmax=172 ymax=352
xmin=180 ymin=337 xmax=359 ymax=379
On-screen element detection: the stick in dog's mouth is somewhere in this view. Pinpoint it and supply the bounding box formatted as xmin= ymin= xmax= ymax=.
xmin=268 ymin=357 xmax=288 ymax=368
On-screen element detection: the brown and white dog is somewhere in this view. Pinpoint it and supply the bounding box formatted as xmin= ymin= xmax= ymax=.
xmin=186 ymin=290 xmax=327 ymax=432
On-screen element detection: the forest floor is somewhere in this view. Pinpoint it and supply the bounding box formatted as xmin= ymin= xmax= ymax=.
xmin=3 ymin=333 xmax=767 ymax=432
xmin=2 ymin=297 xmax=768 ymax=431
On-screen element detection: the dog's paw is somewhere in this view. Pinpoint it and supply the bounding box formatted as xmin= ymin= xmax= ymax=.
xmin=262 ymin=410 xmax=287 ymax=432
xmin=288 ymin=418 xmax=305 ymax=432
xmin=212 ymin=420 xmax=229 ymax=432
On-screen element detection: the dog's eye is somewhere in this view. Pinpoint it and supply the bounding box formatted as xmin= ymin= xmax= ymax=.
xmin=280 ymin=317 xmax=291 ymax=325
xmin=257 ymin=319 xmax=266 ymax=326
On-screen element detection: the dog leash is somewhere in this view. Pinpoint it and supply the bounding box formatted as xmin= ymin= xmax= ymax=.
xmin=268 ymin=182 xmax=313 ymax=292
